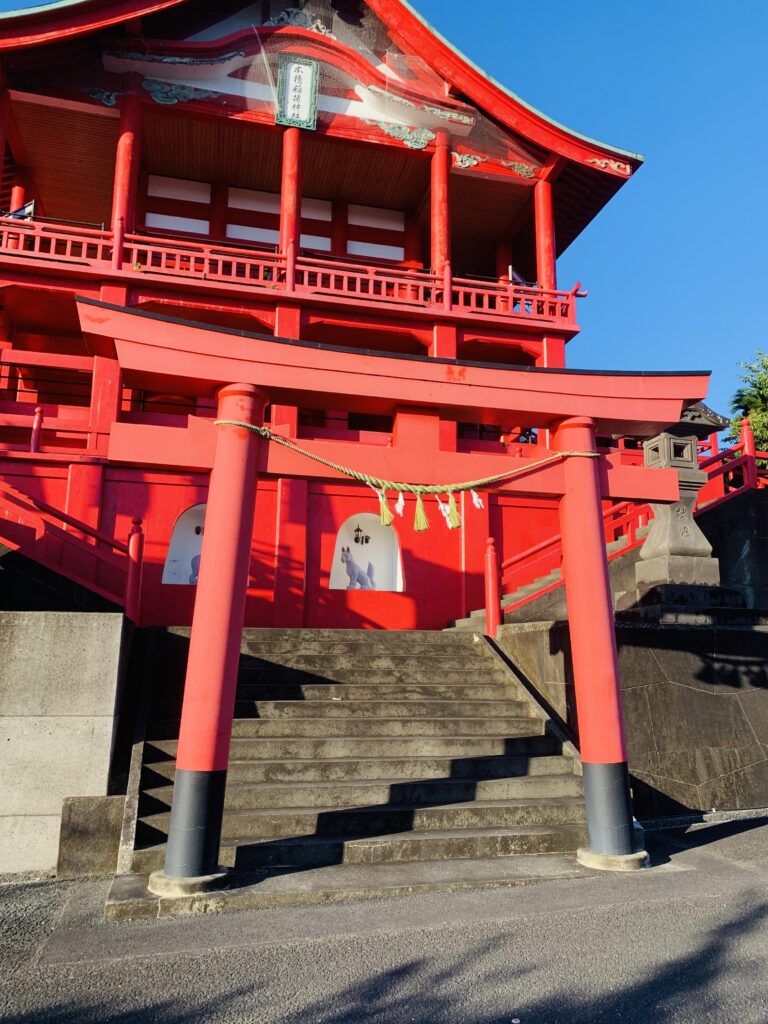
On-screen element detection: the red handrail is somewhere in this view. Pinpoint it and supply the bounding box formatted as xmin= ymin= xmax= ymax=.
xmin=0 ymin=481 xmax=144 ymax=621
xmin=0 ymin=216 xmax=582 ymax=327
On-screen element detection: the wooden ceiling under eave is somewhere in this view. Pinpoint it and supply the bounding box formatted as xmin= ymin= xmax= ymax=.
xmin=141 ymin=108 xmax=284 ymax=192
xmin=10 ymin=95 xmax=119 ymax=226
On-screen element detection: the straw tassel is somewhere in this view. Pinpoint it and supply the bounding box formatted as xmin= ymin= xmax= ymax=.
xmin=447 ymin=491 xmax=461 ymax=529
xmin=378 ymin=488 xmax=394 ymax=527
xmin=413 ymin=492 xmax=429 ymax=531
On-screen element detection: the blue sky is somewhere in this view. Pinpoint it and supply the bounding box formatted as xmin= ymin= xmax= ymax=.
xmin=416 ymin=0 xmax=768 ymax=416
xmin=2 ymin=0 xmax=766 ymax=416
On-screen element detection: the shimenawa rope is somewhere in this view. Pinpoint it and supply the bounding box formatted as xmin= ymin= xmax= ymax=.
xmin=214 ymin=420 xmax=599 ymax=531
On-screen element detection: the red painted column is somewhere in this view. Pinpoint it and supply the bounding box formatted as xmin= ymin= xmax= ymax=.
xmin=741 ymin=418 xmax=758 ymax=488
xmin=10 ymin=181 xmax=26 ymax=212
xmin=431 ymin=130 xmax=451 ymax=276
xmin=553 ymin=416 xmax=642 ymax=863
xmin=110 ymin=93 xmax=141 ymax=270
xmin=280 ymin=126 xmax=302 ymax=290
xmin=534 ymin=177 xmax=557 ymax=291
xmin=155 ymin=384 xmax=267 ymax=885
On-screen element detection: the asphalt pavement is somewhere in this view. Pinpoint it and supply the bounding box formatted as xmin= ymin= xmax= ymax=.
xmin=2 ymin=818 xmax=768 ymax=1024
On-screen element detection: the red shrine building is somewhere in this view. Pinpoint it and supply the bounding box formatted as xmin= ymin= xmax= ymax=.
xmin=0 ymin=0 xmax=716 ymax=888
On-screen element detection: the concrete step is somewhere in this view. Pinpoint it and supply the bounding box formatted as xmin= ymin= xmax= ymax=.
xmin=235 ymin=654 xmax=494 ymax=673
xmin=144 ymin=773 xmax=583 ymax=812
xmin=148 ymin=716 xmax=542 ymax=740
xmin=107 ymin=853 xmax=597 ymax=921
xmin=448 ymin=618 xmax=484 ymax=632
xmin=140 ymin=796 xmax=586 ymax=843
xmin=158 ymin=665 xmax=509 ymax=689
xmin=154 ymin=695 xmax=528 ymax=718
xmin=238 ymin=699 xmax=529 ymax=720
xmin=145 ymin=733 xmax=561 ymax=761
xmin=142 ymin=752 xmax=576 ymax=786
xmin=130 ymin=821 xmax=588 ymax=874
xmin=231 ymin=824 xmax=588 ymax=867
xmin=229 ymin=682 xmax=520 ymax=702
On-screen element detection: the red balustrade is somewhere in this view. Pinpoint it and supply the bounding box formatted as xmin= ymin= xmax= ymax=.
xmin=0 ymin=481 xmax=144 ymax=621
xmin=0 ymin=217 xmax=581 ymax=328
xmin=497 ymin=499 xmax=651 ymax=619
xmin=122 ymin=233 xmax=285 ymax=287
xmin=295 ymin=254 xmax=435 ymax=307
xmin=0 ymin=217 xmax=112 ymax=264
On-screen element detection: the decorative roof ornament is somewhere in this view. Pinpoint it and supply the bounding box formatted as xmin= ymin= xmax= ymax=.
xmin=264 ymin=7 xmax=333 ymax=36
xmin=84 ymin=88 xmax=122 ymax=107
xmin=142 ymin=80 xmax=221 ymax=105
xmin=422 ymin=105 xmax=474 ymax=127
xmin=501 ymin=160 xmax=536 ymax=179
xmin=452 ymin=152 xmax=487 ymax=169
xmin=104 ymin=49 xmax=245 ymax=67
xmin=586 ymin=157 xmax=632 ymax=176
xmin=367 ymin=120 xmax=436 ymax=150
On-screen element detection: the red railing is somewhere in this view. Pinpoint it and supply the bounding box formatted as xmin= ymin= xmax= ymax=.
xmin=696 ymin=419 xmax=768 ymax=511
xmin=0 ymin=216 xmax=581 ymax=328
xmin=0 ymin=481 xmax=144 ymax=622
xmin=486 ymin=420 xmax=767 ymax=628
xmin=0 ymin=217 xmax=112 ymax=264
xmin=121 ymin=232 xmax=285 ymax=287
xmin=498 ymin=500 xmax=651 ymax=613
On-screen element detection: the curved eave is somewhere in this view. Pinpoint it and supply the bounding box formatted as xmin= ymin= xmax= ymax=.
xmin=371 ymin=0 xmax=644 ymax=175
xmin=0 ymin=0 xmax=179 ymax=49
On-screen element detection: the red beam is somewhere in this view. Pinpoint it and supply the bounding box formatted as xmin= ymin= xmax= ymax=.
xmin=107 ymin=418 xmax=681 ymax=503
xmin=79 ymin=298 xmax=709 ymax=435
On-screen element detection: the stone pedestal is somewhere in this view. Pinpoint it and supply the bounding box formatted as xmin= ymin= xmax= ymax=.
xmin=616 ymin=421 xmax=747 ymax=620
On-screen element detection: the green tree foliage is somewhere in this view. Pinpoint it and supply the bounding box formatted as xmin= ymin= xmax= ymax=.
xmin=728 ymin=349 xmax=768 ymax=451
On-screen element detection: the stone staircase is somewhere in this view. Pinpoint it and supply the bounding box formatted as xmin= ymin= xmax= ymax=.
xmin=119 ymin=628 xmax=587 ymax=906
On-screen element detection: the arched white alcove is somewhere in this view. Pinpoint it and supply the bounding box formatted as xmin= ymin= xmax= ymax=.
xmin=329 ymin=513 xmax=404 ymax=592
xmin=162 ymin=503 xmax=206 ymax=585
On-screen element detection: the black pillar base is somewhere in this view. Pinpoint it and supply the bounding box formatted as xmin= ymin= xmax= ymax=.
xmin=582 ymin=761 xmax=637 ymax=857
xmin=163 ymin=768 xmax=227 ymax=879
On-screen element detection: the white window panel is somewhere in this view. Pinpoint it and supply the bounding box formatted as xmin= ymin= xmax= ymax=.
xmin=348 ymin=204 xmax=405 ymax=231
xmin=347 ymin=240 xmax=405 ymax=261
xmin=145 ymin=212 xmax=210 ymax=234
xmin=226 ymin=224 xmax=280 ymax=245
xmin=300 ymin=233 xmax=332 ymax=251
xmin=301 ymin=198 xmax=333 ymax=222
xmin=228 ymin=188 xmax=281 ymax=214
xmin=147 ymin=175 xmax=211 ymax=204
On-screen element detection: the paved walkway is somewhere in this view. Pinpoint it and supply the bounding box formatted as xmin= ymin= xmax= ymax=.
xmin=2 ymin=820 xmax=768 ymax=1023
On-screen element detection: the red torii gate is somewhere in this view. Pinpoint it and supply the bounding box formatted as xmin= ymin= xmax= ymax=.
xmin=77 ymin=297 xmax=710 ymax=888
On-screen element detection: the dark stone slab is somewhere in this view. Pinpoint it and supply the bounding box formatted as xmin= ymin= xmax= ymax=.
xmin=57 ymin=796 xmax=125 ymax=879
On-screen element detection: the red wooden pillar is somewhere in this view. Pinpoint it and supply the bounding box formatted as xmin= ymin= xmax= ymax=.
xmin=10 ymin=180 xmax=26 ymax=212
xmin=431 ymin=130 xmax=451 ymax=282
xmin=495 ymin=240 xmax=512 ymax=283
xmin=534 ymin=177 xmax=556 ymax=291
xmin=110 ymin=93 xmax=141 ymax=270
xmin=280 ymin=127 xmax=302 ymax=290
xmin=741 ymin=418 xmax=758 ymax=488
xmin=151 ymin=384 xmax=267 ymax=889
xmin=553 ymin=416 xmax=645 ymax=867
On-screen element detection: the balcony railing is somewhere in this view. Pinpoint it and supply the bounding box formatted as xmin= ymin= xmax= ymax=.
xmin=0 ymin=216 xmax=581 ymax=329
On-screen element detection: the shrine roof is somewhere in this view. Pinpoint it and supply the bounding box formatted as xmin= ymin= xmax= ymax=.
xmin=0 ymin=0 xmax=642 ymax=170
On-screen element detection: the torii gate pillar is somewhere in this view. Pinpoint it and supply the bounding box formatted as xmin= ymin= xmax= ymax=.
xmin=554 ymin=417 xmax=648 ymax=870
xmin=149 ymin=383 xmax=267 ymax=895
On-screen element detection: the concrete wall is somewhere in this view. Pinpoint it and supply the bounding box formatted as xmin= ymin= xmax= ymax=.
xmin=0 ymin=612 xmax=128 ymax=874
xmin=497 ymin=620 xmax=768 ymax=817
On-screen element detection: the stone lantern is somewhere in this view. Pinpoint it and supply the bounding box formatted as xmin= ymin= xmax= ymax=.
xmin=637 ymin=402 xmax=729 ymax=592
